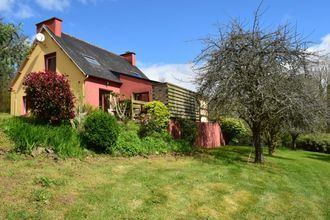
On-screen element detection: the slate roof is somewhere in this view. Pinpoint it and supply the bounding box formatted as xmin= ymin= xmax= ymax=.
xmin=44 ymin=26 xmax=149 ymax=83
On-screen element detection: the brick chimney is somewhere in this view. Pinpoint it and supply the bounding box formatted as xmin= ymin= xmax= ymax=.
xmin=36 ymin=17 xmax=62 ymax=37
xmin=120 ymin=51 xmax=136 ymax=66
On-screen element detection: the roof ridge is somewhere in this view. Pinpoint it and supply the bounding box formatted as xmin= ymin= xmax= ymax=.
xmin=61 ymin=32 xmax=130 ymax=62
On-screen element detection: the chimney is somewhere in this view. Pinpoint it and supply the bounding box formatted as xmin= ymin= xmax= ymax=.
xmin=120 ymin=51 xmax=136 ymax=66
xmin=36 ymin=17 xmax=62 ymax=37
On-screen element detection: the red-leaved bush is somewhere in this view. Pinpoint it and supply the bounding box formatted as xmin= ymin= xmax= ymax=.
xmin=23 ymin=71 xmax=75 ymax=123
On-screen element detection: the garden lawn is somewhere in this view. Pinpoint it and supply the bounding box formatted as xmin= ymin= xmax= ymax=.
xmin=0 ymin=149 xmax=328 ymax=219
xmin=0 ymin=115 xmax=329 ymax=219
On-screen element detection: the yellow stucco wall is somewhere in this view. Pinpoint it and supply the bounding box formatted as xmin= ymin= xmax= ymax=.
xmin=10 ymin=29 xmax=86 ymax=116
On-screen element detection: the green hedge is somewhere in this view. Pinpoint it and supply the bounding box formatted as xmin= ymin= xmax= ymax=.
xmin=114 ymin=121 xmax=193 ymax=156
xmin=176 ymin=118 xmax=197 ymax=145
xmin=296 ymin=133 xmax=330 ymax=154
xmin=1 ymin=117 xmax=83 ymax=157
xmin=1 ymin=115 xmax=195 ymax=158
xmin=139 ymin=101 xmax=170 ymax=137
xmin=82 ymin=111 xmax=119 ymax=153
xmin=220 ymin=117 xmax=249 ymax=145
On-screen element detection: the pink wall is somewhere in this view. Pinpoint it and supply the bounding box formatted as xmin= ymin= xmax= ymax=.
xmin=84 ymin=77 xmax=120 ymax=107
xmin=168 ymin=120 xmax=225 ymax=148
xmin=195 ymin=122 xmax=225 ymax=148
xmin=119 ymin=74 xmax=153 ymax=100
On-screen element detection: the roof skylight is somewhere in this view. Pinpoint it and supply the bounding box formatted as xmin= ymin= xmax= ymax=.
xmin=132 ymin=72 xmax=141 ymax=78
xmin=83 ymin=55 xmax=100 ymax=66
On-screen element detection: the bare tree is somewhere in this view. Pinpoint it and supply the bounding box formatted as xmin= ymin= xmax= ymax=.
xmin=194 ymin=9 xmax=318 ymax=163
xmin=287 ymin=74 xmax=327 ymax=150
xmin=308 ymin=57 xmax=330 ymax=132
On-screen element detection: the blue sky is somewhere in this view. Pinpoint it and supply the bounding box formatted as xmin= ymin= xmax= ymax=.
xmin=1 ymin=0 xmax=330 ymax=90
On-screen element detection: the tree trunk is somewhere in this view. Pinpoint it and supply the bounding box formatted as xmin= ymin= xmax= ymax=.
xmin=268 ymin=142 xmax=273 ymax=156
xmin=265 ymin=132 xmax=274 ymax=156
xmin=290 ymin=133 xmax=299 ymax=150
xmin=253 ymin=129 xmax=263 ymax=163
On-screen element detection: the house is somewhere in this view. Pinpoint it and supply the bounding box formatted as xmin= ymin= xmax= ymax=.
xmin=10 ymin=17 xmax=153 ymax=115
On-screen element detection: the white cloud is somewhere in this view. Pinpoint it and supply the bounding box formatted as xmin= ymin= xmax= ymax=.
xmin=0 ymin=0 xmax=14 ymax=12
xmin=140 ymin=62 xmax=197 ymax=91
xmin=35 ymin=0 xmax=70 ymax=11
xmin=309 ymin=34 xmax=330 ymax=55
xmin=0 ymin=0 xmax=34 ymax=19
xmin=15 ymin=4 xmax=33 ymax=18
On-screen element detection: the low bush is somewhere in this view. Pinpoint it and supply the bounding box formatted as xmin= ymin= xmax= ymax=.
xmin=219 ymin=117 xmax=248 ymax=145
xmin=114 ymin=121 xmax=143 ymax=156
xmin=23 ymin=71 xmax=75 ymax=123
xmin=176 ymin=118 xmax=197 ymax=145
xmin=114 ymin=121 xmax=193 ymax=156
xmin=296 ymin=133 xmax=330 ymax=154
xmin=82 ymin=111 xmax=119 ymax=153
xmin=139 ymin=101 xmax=170 ymax=137
xmin=1 ymin=117 xmax=83 ymax=157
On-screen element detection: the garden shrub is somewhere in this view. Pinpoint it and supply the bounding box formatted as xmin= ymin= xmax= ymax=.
xmin=2 ymin=117 xmax=83 ymax=157
xmin=219 ymin=117 xmax=248 ymax=145
xmin=296 ymin=133 xmax=330 ymax=154
xmin=115 ymin=121 xmax=143 ymax=156
xmin=139 ymin=101 xmax=170 ymax=137
xmin=114 ymin=120 xmax=193 ymax=156
xmin=82 ymin=111 xmax=119 ymax=153
xmin=176 ymin=118 xmax=197 ymax=145
xmin=23 ymin=71 xmax=75 ymax=123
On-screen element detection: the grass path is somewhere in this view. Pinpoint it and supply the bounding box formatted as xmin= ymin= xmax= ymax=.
xmin=0 ymin=142 xmax=329 ymax=219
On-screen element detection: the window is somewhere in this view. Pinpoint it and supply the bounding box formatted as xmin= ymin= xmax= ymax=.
xmin=45 ymin=53 xmax=56 ymax=72
xmin=134 ymin=92 xmax=149 ymax=102
xmin=132 ymin=72 xmax=141 ymax=78
xmin=83 ymin=55 xmax=100 ymax=66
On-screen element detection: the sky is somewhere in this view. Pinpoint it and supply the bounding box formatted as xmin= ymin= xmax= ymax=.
xmin=1 ymin=0 xmax=330 ymax=90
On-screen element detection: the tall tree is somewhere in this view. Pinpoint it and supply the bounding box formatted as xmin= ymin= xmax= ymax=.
xmin=285 ymin=62 xmax=329 ymax=150
xmin=0 ymin=18 xmax=29 ymax=112
xmin=194 ymin=9 xmax=318 ymax=163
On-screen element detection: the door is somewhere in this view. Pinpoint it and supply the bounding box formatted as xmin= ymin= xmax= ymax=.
xmin=99 ymin=89 xmax=111 ymax=112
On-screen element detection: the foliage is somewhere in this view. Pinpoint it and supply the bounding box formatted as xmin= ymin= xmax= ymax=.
xmin=23 ymin=71 xmax=75 ymax=123
xmin=5 ymin=152 xmax=18 ymax=161
xmin=219 ymin=117 xmax=248 ymax=145
xmin=114 ymin=120 xmax=193 ymax=156
xmin=176 ymin=118 xmax=197 ymax=145
xmin=33 ymin=189 xmax=51 ymax=204
xmin=72 ymin=103 xmax=97 ymax=130
xmin=114 ymin=121 xmax=143 ymax=156
xmin=139 ymin=101 xmax=170 ymax=137
xmin=0 ymin=19 xmax=29 ymax=112
xmin=34 ymin=176 xmax=64 ymax=188
xmin=82 ymin=111 xmax=119 ymax=153
xmin=297 ymin=133 xmax=330 ymax=154
xmin=194 ymin=7 xmax=323 ymax=162
xmin=1 ymin=117 xmax=83 ymax=157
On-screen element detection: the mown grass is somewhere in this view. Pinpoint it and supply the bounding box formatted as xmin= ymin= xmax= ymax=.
xmin=0 ymin=142 xmax=329 ymax=219
xmin=0 ymin=113 xmax=329 ymax=219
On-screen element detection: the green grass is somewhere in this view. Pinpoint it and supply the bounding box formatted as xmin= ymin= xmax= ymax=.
xmin=0 ymin=115 xmax=84 ymax=157
xmin=0 ymin=113 xmax=14 ymax=152
xmin=0 ymin=144 xmax=329 ymax=219
xmin=0 ymin=113 xmax=329 ymax=219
